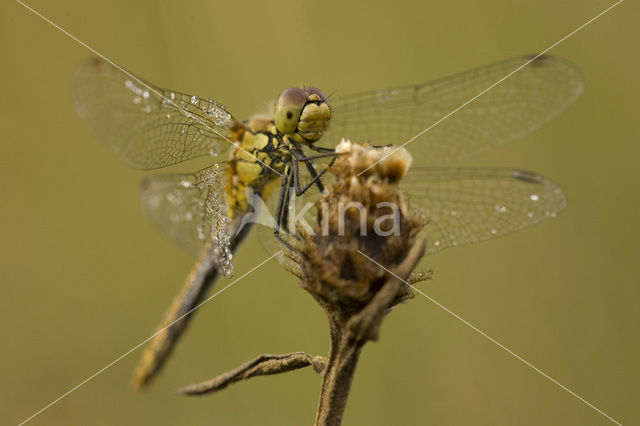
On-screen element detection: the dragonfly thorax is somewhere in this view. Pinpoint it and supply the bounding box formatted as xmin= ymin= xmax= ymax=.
xmin=226 ymin=119 xmax=291 ymax=218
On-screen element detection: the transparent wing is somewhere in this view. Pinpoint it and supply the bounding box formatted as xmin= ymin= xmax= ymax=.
xmin=402 ymin=167 xmax=567 ymax=254
xmin=73 ymin=57 xmax=237 ymax=169
xmin=322 ymin=55 xmax=583 ymax=164
xmin=140 ymin=164 xmax=233 ymax=276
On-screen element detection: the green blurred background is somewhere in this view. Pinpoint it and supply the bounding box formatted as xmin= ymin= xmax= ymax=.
xmin=1 ymin=1 xmax=638 ymax=424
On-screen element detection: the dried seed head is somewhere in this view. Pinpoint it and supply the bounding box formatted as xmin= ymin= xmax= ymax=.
xmin=335 ymin=139 xmax=413 ymax=182
xmin=296 ymin=141 xmax=426 ymax=321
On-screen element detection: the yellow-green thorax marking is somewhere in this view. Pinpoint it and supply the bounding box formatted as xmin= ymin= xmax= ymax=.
xmin=226 ymin=86 xmax=331 ymax=218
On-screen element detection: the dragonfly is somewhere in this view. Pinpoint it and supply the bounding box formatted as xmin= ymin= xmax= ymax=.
xmin=72 ymin=54 xmax=583 ymax=388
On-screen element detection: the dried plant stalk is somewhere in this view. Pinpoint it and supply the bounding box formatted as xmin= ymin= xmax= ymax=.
xmin=177 ymin=352 xmax=327 ymax=395
xmin=179 ymin=141 xmax=428 ymax=426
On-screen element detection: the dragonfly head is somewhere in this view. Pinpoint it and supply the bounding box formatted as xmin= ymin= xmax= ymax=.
xmin=274 ymin=86 xmax=331 ymax=143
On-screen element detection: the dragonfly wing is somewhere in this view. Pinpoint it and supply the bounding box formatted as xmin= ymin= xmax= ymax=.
xmin=401 ymin=167 xmax=567 ymax=254
xmin=322 ymin=55 xmax=583 ymax=163
xmin=73 ymin=58 xmax=237 ymax=169
xmin=140 ymin=164 xmax=233 ymax=277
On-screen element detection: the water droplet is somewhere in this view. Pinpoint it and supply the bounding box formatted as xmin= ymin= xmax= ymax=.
xmin=530 ymin=194 xmax=539 ymax=201
xmin=170 ymin=92 xmax=176 ymax=100
xmin=142 ymin=90 xmax=150 ymax=98
xmin=376 ymin=90 xmax=392 ymax=103
xmin=191 ymin=95 xmax=198 ymax=105
xmin=132 ymin=97 xmax=141 ymax=104
xmin=490 ymin=229 xmax=497 ymax=235
xmin=527 ymin=212 xmax=534 ymax=218
xmin=450 ymin=210 xmax=458 ymax=216
xmin=166 ymin=113 xmax=171 ymax=119
xmin=495 ymin=205 xmax=507 ymax=213
xmin=434 ymin=240 xmax=440 ymax=247
xmin=143 ymin=104 xmax=152 ymax=113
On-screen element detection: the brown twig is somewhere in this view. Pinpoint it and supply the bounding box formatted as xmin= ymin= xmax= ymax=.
xmin=177 ymin=352 xmax=327 ymax=396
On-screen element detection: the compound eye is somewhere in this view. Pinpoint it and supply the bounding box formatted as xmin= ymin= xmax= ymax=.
xmin=274 ymin=87 xmax=306 ymax=134
xmin=304 ymin=87 xmax=329 ymax=105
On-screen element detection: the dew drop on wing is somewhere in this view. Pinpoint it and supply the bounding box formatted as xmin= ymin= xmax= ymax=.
xmin=125 ymin=79 xmax=136 ymax=92
xmin=376 ymin=89 xmax=392 ymax=103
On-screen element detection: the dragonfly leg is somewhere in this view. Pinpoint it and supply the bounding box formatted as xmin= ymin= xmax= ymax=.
xmin=297 ymin=152 xmax=339 ymax=161
xmin=291 ymin=160 xmax=324 ymax=196
xmin=273 ymin=168 xmax=300 ymax=253
xmin=293 ymin=145 xmax=382 ymax=195
xmin=289 ymin=149 xmax=340 ymax=196
xmin=309 ymin=145 xmax=336 ymax=153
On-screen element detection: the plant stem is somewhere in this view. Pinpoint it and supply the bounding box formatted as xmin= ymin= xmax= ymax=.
xmin=313 ymin=237 xmax=427 ymax=425
xmin=315 ymin=321 xmax=363 ymax=426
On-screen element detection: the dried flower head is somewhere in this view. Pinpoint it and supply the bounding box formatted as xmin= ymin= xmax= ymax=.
xmin=295 ymin=140 xmax=427 ymax=323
